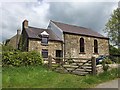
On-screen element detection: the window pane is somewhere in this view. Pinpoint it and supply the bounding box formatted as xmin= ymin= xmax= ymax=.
xmin=56 ymin=50 xmax=62 ymax=57
xmin=80 ymin=38 xmax=84 ymax=52
xmin=42 ymin=49 xmax=48 ymax=58
xmin=41 ymin=37 xmax=48 ymax=44
xmin=94 ymin=40 xmax=98 ymax=53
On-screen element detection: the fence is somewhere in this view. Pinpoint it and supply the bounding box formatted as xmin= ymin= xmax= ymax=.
xmin=48 ymin=56 xmax=96 ymax=76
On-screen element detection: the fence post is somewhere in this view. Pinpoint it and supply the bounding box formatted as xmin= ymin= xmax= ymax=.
xmin=48 ymin=55 xmax=52 ymax=69
xmin=91 ymin=57 xmax=96 ymax=75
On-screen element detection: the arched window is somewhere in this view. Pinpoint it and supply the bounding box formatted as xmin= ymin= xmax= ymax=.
xmin=80 ymin=38 xmax=84 ymax=53
xmin=94 ymin=40 xmax=98 ymax=53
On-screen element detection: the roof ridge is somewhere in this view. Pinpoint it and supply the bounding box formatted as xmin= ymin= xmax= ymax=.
xmin=51 ymin=20 xmax=89 ymax=29
xmin=51 ymin=20 xmax=105 ymax=38
xmin=28 ymin=26 xmax=47 ymax=30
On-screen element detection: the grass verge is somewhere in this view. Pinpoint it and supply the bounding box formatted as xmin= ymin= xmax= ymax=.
xmin=2 ymin=66 xmax=119 ymax=88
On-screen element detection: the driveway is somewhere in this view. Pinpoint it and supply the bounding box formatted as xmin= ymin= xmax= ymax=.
xmin=95 ymin=78 xmax=119 ymax=88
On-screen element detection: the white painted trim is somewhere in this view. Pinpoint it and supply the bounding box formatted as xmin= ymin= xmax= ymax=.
xmin=41 ymin=31 xmax=49 ymax=35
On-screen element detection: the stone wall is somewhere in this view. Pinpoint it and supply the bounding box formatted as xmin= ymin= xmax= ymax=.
xmin=64 ymin=33 xmax=109 ymax=58
xmin=96 ymin=64 xmax=118 ymax=74
xmin=5 ymin=34 xmax=20 ymax=49
xmin=28 ymin=39 xmax=62 ymax=57
xmin=27 ymin=33 xmax=109 ymax=59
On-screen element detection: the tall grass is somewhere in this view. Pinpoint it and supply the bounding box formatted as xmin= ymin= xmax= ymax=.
xmin=2 ymin=66 xmax=119 ymax=88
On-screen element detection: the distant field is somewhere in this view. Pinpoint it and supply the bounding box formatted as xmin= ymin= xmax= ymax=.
xmin=2 ymin=66 xmax=119 ymax=88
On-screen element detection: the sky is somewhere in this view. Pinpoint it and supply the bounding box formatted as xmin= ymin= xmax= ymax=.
xmin=0 ymin=0 xmax=119 ymax=43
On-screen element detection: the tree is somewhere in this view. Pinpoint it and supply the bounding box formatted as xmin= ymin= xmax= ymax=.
xmin=104 ymin=8 xmax=120 ymax=48
xmin=109 ymin=45 xmax=120 ymax=55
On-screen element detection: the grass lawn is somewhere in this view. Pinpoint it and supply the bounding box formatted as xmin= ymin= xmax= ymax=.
xmin=2 ymin=65 xmax=119 ymax=88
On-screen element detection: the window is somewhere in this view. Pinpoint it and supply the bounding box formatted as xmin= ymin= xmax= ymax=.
xmin=56 ymin=50 xmax=63 ymax=57
xmin=56 ymin=50 xmax=62 ymax=63
xmin=41 ymin=37 xmax=48 ymax=45
xmin=80 ymin=38 xmax=85 ymax=53
xmin=94 ymin=40 xmax=98 ymax=53
xmin=42 ymin=49 xmax=48 ymax=58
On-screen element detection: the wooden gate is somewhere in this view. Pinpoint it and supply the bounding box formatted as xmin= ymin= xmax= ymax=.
xmin=48 ymin=56 xmax=96 ymax=76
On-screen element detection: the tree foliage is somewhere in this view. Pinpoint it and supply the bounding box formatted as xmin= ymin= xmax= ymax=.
xmin=104 ymin=8 xmax=120 ymax=47
xmin=109 ymin=45 xmax=120 ymax=55
xmin=109 ymin=45 xmax=120 ymax=63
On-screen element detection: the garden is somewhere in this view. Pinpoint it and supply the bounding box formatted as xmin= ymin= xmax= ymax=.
xmin=1 ymin=45 xmax=120 ymax=88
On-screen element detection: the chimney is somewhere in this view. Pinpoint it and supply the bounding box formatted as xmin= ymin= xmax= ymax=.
xmin=22 ymin=20 xmax=28 ymax=30
xmin=17 ymin=29 xmax=21 ymax=35
xmin=16 ymin=29 xmax=21 ymax=49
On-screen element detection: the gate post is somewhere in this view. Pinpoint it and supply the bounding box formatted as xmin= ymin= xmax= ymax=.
xmin=91 ymin=57 xmax=96 ymax=75
xmin=48 ymin=55 xmax=52 ymax=70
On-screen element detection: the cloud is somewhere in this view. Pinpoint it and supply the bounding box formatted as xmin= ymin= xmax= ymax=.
xmin=1 ymin=1 xmax=49 ymax=42
xmin=48 ymin=2 xmax=118 ymax=34
xmin=0 ymin=1 xmax=118 ymax=43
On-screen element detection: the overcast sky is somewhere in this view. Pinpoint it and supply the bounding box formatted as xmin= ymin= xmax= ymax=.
xmin=0 ymin=0 xmax=118 ymax=43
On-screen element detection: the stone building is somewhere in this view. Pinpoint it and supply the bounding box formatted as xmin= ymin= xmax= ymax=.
xmin=19 ymin=20 xmax=109 ymax=59
xmin=5 ymin=29 xmax=21 ymax=49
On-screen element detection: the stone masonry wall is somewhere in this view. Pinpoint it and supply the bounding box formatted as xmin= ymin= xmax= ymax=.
xmin=28 ymin=39 xmax=62 ymax=57
xmin=64 ymin=33 xmax=109 ymax=58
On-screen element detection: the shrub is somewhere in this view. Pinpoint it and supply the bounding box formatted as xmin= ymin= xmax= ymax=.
xmin=2 ymin=45 xmax=15 ymax=52
xmin=2 ymin=51 xmax=43 ymax=67
xmin=101 ymin=57 xmax=112 ymax=71
xmin=102 ymin=63 xmax=109 ymax=72
xmin=103 ymin=57 xmax=113 ymax=64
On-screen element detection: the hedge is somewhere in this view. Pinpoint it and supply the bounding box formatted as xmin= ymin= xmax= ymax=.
xmin=2 ymin=51 xmax=43 ymax=67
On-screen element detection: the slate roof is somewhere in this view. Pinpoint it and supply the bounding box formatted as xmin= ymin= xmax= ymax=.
xmin=25 ymin=26 xmax=62 ymax=41
xmin=51 ymin=20 xmax=108 ymax=39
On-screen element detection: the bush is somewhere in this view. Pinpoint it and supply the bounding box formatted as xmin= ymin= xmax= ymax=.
xmin=102 ymin=63 xmax=109 ymax=72
xmin=101 ymin=57 xmax=112 ymax=71
xmin=2 ymin=51 xmax=43 ymax=67
xmin=2 ymin=45 xmax=15 ymax=52
xmin=103 ymin=57 xmax=113 ymax=64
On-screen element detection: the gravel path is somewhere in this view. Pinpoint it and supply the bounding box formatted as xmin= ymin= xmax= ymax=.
xmin=95 ymin=78 xmax=119 ymax=88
